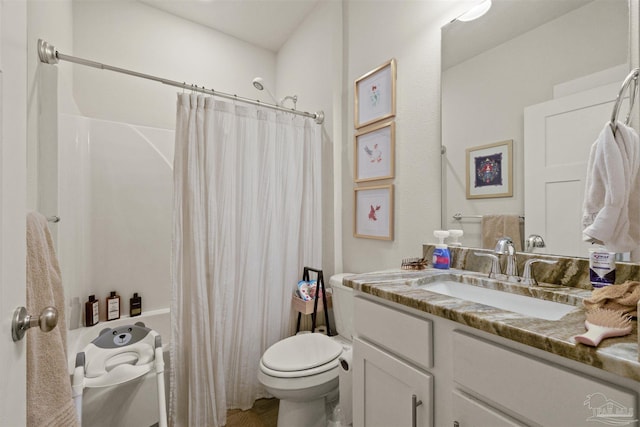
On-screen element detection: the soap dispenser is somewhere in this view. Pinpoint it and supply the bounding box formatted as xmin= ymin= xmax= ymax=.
xmin=433 ymin=230 xmax=451 ymax=269
xmin=448 ymin=229 xmax=464 ymax=247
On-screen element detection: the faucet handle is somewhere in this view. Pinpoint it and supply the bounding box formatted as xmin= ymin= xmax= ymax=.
xmin=474 ymin=252 xmax=501 ymax=279
xmin=525 ymin=234 xmax=546 ymax=253
xmin=521 ymin=258 xmax=557 ymax=286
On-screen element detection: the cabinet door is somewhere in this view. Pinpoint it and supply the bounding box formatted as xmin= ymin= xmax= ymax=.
xmin=353 ymin=338 xmax=433 ymax=427
xmin=452 ymin=391 xmax=525 ymax=427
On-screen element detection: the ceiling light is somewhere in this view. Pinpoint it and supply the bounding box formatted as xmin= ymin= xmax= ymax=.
xmin=457 ymin=0 xmax=492 ymax=22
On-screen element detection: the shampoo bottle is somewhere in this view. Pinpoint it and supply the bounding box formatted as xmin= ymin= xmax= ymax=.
xmin=85 ymin=295 xmax=99 ymax=327
xmin=432 ymin=230 xmax=451 ymax=269
xmin=130 ymin=293 xmax=142 ymax=317
xmin=107 ymin=291 xmax=121 ymax=321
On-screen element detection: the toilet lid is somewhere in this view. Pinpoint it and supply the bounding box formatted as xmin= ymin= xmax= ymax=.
xmin=262 ymin=333 xmax=342 ymax=372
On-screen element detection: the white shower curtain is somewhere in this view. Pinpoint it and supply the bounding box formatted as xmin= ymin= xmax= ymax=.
xmin=169 ymin=94 xmax=322 ymax=427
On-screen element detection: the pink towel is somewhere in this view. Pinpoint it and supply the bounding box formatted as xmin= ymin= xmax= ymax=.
xmin=583 ymin=281 xmax=640 ymax=318
xmin=481 ymin=214 xmax=523 ymax=251
xmin=26 ymin=212 xmax=79 ymax=427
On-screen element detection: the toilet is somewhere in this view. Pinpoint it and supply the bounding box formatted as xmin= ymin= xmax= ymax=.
xmin=258 ymin=273 xmax=354 ymax=427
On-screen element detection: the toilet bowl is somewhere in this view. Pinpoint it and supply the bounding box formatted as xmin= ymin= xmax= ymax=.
xmin=258 ymin=273 xmax=354 ymax=427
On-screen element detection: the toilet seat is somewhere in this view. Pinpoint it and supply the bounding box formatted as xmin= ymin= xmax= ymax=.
xmin=260 ymin=333 xmax=342 ymax=379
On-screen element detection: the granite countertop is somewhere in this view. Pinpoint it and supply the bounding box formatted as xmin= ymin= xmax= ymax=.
xmin=344 ymin=268 xmax=640 ymax=383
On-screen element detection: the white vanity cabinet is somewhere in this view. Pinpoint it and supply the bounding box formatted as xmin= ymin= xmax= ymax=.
xmin=452 ymin=332 xmax=637 ymax=427
xmin=352 ymin=293 xmax=639 ymax=427
xmin=353 ymin=297 xmax=434 ymax=427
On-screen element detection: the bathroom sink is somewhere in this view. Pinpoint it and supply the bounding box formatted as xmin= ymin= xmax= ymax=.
xmin=417 ymin=279 xmax=577 ymax=321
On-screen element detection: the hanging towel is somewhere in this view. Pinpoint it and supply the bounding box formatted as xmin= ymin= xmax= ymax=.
xmin=481 ymin=214 xmax=523 ymax=251
xmin=583 ymin=281 xmax=640 ymax=318
xmin=582 ymin=122 xmax=640 ymax=252
xmin=26 ymin=211 xmax=79 ymax=427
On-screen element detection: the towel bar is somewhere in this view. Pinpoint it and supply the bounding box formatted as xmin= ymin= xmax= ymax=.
xmin=610 ymin=67 xmax=640 ymax=135
xmin=453 ymin=213 xmax=524 ymax=221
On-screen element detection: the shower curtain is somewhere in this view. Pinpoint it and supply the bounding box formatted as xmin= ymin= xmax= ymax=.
xmin=169 ymin=94 xmax=322 ymax=427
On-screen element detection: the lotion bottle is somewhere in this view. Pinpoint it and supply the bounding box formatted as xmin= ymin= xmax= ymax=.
xmin=432 ymin=230 xmax=451 ymax=269
xmin=85 ymin=295 xmax=99 ymax=327
xmin=130 ymin=293 xmax=142 ymax=317
xmin=107 ymin=291 xmax=121 ymax=321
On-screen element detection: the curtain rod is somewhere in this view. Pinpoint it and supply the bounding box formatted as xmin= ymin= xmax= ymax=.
xmin=37 ymin=39 xmax=325 ymax=124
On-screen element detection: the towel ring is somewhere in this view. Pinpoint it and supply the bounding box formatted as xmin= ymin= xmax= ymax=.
xmin=610 ymin=67 xmax=640 ymax=134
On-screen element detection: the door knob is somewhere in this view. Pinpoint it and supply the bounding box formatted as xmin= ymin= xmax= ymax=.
xmin=12 ymin=306 xmax=58 ymax=342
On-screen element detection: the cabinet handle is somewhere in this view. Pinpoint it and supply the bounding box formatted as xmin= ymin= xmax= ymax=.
xmin=412 ymin=394 xmax=423 ymax=427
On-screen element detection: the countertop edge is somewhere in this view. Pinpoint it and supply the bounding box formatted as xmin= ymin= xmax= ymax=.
xmin=344 ymin=269 xmax=640 ymax=383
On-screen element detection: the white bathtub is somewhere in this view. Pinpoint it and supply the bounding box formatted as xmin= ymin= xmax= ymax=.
xmin=67 ymin=308 xmax=171 ymax=427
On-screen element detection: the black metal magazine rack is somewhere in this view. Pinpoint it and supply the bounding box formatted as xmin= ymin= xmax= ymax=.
xmin=295 ymin=267 xmax=332 ymax=335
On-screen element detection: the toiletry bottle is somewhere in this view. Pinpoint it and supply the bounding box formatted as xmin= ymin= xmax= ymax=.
xmin=589 ymin=247 xmax=616 ymax=288
xmin=69 ymin=296 xmax=81 ymax=330
xmin=448 ymin=229 xmax=464 ymax=247
xmin=85 ymin=294 xmax=99 ymax=327
xmin=130 ymin=292 xmax=142 ymax=317
xmin=432 ymin=230 xmax=451 ymax=269
xmin=107 ymin=291 xmax=121 ymax=321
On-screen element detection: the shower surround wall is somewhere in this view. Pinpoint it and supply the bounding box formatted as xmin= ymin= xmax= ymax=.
xmin=58 ymin=114 xmax=173 ymax=322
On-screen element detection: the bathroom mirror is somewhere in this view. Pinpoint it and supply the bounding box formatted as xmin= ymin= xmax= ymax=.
xmin=441 ymin=0 xmax=630 ymax=257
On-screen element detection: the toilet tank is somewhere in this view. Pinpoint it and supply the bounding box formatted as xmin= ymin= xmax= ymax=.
xmin=329 ymin=273 xmax=354 ymax=340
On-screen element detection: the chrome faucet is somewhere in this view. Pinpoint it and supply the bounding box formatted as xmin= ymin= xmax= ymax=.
xmin=495 ymin=237 xmax=518 ymax=279
xmin=521 ymin=259 xmax=558 ymax=286
xmin=525 ymin=234 xmax=546 ymax=253
xmin=474 ymin=252 xmax=501 ymax=279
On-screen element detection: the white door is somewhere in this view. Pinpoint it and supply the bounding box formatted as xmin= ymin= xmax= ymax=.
xmin=353 ymin=338 xmax=433 ymax=427
xmin=524 ymin=82 xmax=627 ymax=258
xmin=0 ymin=0 xmax=27 ymax=425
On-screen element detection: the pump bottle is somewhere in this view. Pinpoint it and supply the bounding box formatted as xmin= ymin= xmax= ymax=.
xmin=432 ymin=230 xmax=451 ymax=269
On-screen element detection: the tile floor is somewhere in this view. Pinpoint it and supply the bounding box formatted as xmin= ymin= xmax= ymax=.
xmin=226 ymin=398 xmax=279 ymax=427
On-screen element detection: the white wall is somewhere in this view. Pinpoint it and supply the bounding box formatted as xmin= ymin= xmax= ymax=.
xmin=72 ymin=0 xmax=277 ymax=130
xmin=58 ymin=115 xmax=173 ymax=319
xmin=27 ymin=0 xmax=282 ymax=323
xmin=27 ymin=0 xmax=78 ymax=220
xmin=276 ymin=0 xmax=343 ymax=276
xmin=442 ymin=0 xmax=628 ymax=248
xmin=342 ymin=1 xmax=466 ymax=273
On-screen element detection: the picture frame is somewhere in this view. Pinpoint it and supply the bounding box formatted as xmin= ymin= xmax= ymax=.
xmin=354 ymin=58 xmax=396 ymax=129
xmin=354 ymin=184 xmax=394 ymax=240
xmin=354 ymin=120 xmax=395 ymax=183
xmin=466 ymin=140 xmax=513 ymax=199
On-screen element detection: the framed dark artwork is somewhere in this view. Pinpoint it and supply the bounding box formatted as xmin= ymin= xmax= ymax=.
xmin=466 ymin=140 xmax=513 ymax=199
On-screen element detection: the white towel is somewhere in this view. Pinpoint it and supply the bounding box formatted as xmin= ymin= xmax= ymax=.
xmin=26 ymin=211 xmax=79 ymax=427
xmin=582 ymin=122 xmax=640 ymax=252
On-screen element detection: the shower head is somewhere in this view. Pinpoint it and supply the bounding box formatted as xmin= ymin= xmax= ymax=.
xmin=252 ymin=77 xmax=265 ymax=91
xmin=251 ymin=77 xmax=278 ymax=105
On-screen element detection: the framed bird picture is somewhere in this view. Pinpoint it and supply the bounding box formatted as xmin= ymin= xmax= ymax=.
xmin=355 ymin=58 xmax=397 ymax=129
xmin=354 ymin=185 xmax=394 ymax=240
xmin=354 ymin=120 xmax=395 ymax=183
